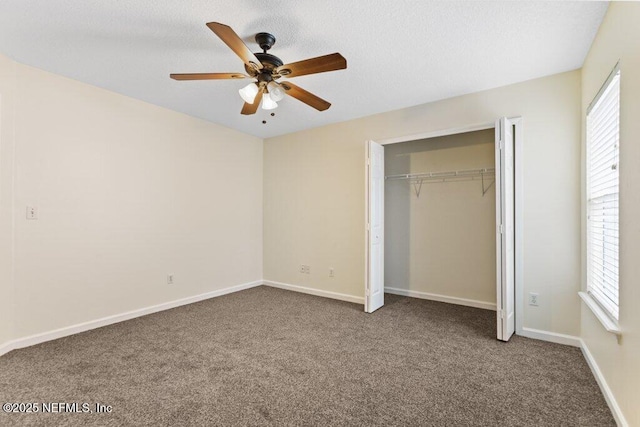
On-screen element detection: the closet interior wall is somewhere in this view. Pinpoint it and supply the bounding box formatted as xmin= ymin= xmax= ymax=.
xmin=384 ymin=129 xmax=497 ymax=307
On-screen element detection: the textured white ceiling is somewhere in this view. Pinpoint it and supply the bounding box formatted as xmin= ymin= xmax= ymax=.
xmin=0 ymin=1 xmax=608 ymax=138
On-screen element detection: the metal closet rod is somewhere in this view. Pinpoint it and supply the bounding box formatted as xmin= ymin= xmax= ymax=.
xmin=385 ymin=167 xmax=495 ymax=181
xmin=386 ymin=167 xmax=496 ymax=198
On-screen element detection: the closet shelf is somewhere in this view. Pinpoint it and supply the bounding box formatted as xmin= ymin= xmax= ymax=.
xmin=385 ymin=167 xmax=495 ymax=197
xmin=385 ymin=167 xmax=495 ymax=182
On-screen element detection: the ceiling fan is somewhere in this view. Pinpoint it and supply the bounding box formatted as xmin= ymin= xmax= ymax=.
xmin=170 ymin=22 xmax=347 ymax=115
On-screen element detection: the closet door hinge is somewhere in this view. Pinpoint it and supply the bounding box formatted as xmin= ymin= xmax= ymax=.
xmin=499 ymin=224 xmax=504 ymax=234
xmin=365 ymin=288 xmax=370 ymax=297
xmin=499 ymin=309 xmax=505 ymax=319
xmin=499 ymin=139 xmax=504 ymax=150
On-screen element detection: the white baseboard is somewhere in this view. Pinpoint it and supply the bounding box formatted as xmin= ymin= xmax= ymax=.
xmin=0 ymin=280 xmax=263 ymax=357
xmin=385 ymin=287 xmax=496 ymax=311
xmin=518 ymin=327 xmax=581 ymax=347
xmin=580 ymin=339 xmax=628 ymax=427
xmin=0 ymin=341 xmax=14 ymax=357
xmin=263 ymin=280 xmax=364 ymax=305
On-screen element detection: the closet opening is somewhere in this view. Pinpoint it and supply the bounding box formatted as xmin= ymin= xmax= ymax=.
xmin=365 ymin=118 xmax=522 ymax=342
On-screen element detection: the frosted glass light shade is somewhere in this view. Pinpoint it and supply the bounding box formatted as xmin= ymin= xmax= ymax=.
xmin=268 ymin=82 xmax=285 ymax=101
xmin=261 ymin=92 xmax=278 ymax=110
xmin=239 ymin=83 xmax=259 ymax=103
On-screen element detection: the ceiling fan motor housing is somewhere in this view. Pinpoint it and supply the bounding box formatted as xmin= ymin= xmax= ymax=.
xmin=254 ymin=53 xmax=283 ymax=69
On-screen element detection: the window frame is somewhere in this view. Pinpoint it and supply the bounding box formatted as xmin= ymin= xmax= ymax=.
xmin=584 ymin=63 xmax=621 ymax=325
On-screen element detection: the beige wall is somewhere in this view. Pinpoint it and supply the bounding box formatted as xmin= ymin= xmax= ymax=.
xmin=0 ymin=55 xmax=16 ymax=346
xmin=384 ymin=130 xmax=496 ymax=305
xmin=580 ymin=3 xmax=640 ymax=425
xmin=264 ymin=69 xmax=582 ymax=336
xmin=0 ymin=55 xmax=263 ymax=341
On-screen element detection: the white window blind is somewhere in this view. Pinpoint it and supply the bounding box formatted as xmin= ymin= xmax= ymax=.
xmin=586 ymin=68 xmax=620 ymax=321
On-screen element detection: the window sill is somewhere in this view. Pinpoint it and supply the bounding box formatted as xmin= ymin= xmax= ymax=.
xmin=579 ymin=292 xmax=622 ymax=336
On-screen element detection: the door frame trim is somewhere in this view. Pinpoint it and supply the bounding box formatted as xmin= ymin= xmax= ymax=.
xmin=365 ymin=119 xmax=523 ymax=336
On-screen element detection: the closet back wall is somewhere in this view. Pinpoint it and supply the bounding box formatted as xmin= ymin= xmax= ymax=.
xmin=385 ymin=130 xmax=496 ymax=307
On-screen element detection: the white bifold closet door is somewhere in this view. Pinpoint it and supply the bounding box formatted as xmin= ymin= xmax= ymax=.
xmin=366 ymin=140 xmax=385 ymax=313
xmin=496 ymin=117 xmax=515 ymax=341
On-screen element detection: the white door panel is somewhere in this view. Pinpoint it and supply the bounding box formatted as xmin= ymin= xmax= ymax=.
xmin=367 ymin=141 xmax=384 ymax=313
xmin=496 ymin=117 xmax=515 ymax=341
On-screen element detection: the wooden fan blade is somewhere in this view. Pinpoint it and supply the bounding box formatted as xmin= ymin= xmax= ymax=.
xmin=241 ymin=87 xmax=265 ymax=115
xmin=206 ymin=22 xmax=263 ymax=71
xmin=280 ymin=82 xmax=331 ymax=111
xmin=170 ymin=73 xmax=248 ymax=81
xmin=277 ymin=53 xmax=346 ymax=78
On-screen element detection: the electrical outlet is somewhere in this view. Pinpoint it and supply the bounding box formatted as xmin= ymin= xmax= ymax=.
xmin=528 ymin=292 xmax=539 ymax=306
xmin=329 ymin=268 xmax=334 ymax=277
xmin=167 ymin=275 xmax=174 ymax=285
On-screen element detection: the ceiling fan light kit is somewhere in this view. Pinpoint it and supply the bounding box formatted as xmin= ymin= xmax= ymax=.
xmin=268 ymin=82 xmax=285 ymax=102
xmin=170 ymin=22 xmax=347 ymax=116
xmin=261 ymin=92 xmax=278 ymax=110
xmin=239 ymin=82 xmax=259 ymax=103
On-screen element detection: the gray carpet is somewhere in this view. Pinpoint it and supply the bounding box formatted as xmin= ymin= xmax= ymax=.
xmin=0 ymin=286 xmax=614 ymax=426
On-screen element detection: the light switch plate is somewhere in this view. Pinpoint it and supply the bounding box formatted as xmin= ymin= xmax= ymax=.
xmin=26 ymin=206 xmax=38 ymax=220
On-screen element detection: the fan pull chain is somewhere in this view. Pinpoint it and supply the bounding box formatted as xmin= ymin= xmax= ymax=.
xmin=262 ymin=112 xmax=276 ymax=124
